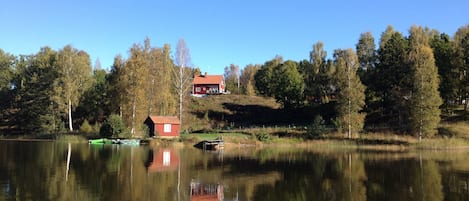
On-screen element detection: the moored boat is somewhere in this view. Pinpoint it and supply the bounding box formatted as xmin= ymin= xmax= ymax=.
xmin=88 ymin=138 xmax=112 ymax=144
xmin=88 ymin=138 xmax=142 ymax=145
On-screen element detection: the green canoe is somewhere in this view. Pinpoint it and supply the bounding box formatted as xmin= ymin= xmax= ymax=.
xmin=88 ymin=138 xmax=113 ymax=144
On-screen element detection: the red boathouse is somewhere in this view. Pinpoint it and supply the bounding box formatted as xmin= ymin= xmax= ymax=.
xmin=144 ymin=116 xmax=180 ymax=138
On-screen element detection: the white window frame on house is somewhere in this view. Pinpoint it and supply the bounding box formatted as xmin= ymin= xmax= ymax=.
xmin=195 ymin=87 xmax=201 ymax=92
xmin=164 ymin=124 xmax=171 ymax=133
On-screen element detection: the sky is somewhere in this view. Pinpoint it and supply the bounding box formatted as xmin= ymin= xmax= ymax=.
xmin=1 ymin=0 xmax=468 ymax=75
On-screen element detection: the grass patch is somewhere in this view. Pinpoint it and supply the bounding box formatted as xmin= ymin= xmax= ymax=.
xmin=184 ymin=132 xmax=256 ymax=145
xmin=55 ymin=134 xmax=88 ymax=143
xmin=416 ymin=138 xmax=469 ymax=149
xmin=439 ymin=122 xmax=469 ymax=139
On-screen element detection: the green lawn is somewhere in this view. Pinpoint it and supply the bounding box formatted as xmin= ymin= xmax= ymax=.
xmin=184 ymin=132 xmax=251 ymax=141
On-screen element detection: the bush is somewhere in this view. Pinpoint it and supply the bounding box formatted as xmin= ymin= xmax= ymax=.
xmin=255 ymin=130 xmax=272 ymax=142
xmin=100 ymin=114 xmax=126 ymax=138
xmin=79 ymin=120 xmax=93 ymax=134
xmin=307 ymin=115 xmax=326 ymax=138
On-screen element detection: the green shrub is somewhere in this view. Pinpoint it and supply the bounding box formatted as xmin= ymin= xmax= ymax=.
xmin=255 ymin=131 xmax=272 ymax=142
xmin=100 ymin=114 xmax=126 ymax=138
xmin=307 ymin=115 xmax=326 ymax=138
xmin=79 ymin=120 xmax=93 ymax=134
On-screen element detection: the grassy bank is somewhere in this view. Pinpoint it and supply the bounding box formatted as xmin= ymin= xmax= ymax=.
xmin=179 ymin=122 xmax=469 ymax=150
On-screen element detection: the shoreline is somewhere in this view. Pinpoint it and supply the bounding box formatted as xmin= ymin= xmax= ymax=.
xmin=2 ymin=134 xmax=469 ymax=151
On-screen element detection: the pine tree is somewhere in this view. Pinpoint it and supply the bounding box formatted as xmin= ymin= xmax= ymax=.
xmin=15 ymin=47 xmax=62 ymax=134
xmin=408 ymin=26 xmax=442 ymax=138
xmin=453 ymin=25 xmax=469 ymax=111
xmin=375 ymin=31 xmax=411 ymax=130
xmin=430 ymin=33 xmax=457 ymax=112
xmin=106 ymin=55 xmax=126 ymax=116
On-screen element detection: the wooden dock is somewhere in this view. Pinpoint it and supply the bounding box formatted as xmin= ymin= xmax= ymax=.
xmin=202 ymin=139 xmax=224 ymax=151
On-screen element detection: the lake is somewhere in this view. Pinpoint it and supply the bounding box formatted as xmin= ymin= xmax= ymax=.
xmin=1 ymin=140 xmax=468 ymax=201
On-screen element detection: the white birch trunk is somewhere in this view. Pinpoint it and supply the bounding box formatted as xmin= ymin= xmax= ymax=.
xmin=68 ymin=99 xmax=73 ymax=131
xmin=131 ymin=95 xmax=136 ymax=135
xmin=179 ymin=66 xmax=183 ymax=128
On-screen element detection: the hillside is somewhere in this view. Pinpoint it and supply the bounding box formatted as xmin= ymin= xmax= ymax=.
xmin=183 ymin=94 xmax=318 ymax=132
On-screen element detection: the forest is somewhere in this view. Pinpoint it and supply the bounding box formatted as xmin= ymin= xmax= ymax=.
xmin=0 ymin=24 xmax=468 ymax=138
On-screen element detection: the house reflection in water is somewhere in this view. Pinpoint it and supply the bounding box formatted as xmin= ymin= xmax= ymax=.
xmin=145 ymin=149 xmax=179 ymax=172
xmin=190 ymin=180 xmax=224 ymax=201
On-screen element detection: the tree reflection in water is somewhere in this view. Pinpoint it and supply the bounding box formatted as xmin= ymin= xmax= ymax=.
xmin=0 ymin=141 xmax=468 ymax=201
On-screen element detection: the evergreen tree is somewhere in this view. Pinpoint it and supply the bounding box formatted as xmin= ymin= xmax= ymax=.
xmin=453 ymin=25 xmax=469 ymax=111
xmin=106 ymin=55 xmax=126 ymax=116
xmin=0 ymin=50 xmax=15 ymax=132
xmin=430 ymin=33 xmax=458 ymax=112
xmin=0 ymin=49 xmax=14 ymax=91
xmin=374 ymin=31 xmax=411 ymax=130
xmin=333 ymin=49 xmax=366 ymax=136
xmin=407 ymin=26 xmax=442 ymax=138
xmin=379 ymin=25 xmax=395 ymax=50
xmin=75 ymin=69 xmax=109 ymax=124
xmin=15 ymin=47 xmax=62 ymax=134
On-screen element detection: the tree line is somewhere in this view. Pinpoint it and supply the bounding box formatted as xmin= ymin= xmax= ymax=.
xmin=0 ymin=38 xmax=193 ymax=136
xmin=1 ymin=24 xmax=468 ymax=137
xmin=224 ymin=24 xmax=468 ymax=137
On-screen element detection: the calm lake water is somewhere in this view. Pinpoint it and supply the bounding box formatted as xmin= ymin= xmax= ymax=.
xmin=1 ymin=140 xmax=469 ymax=201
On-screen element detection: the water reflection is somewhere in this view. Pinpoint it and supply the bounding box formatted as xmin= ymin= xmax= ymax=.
xmin=146 ymin=148 xmax=179 ymax=172
xmin=1 ymin=141 xmax=469 ymax=201
xmin=190 ymin=180 xmax=224 ymax=201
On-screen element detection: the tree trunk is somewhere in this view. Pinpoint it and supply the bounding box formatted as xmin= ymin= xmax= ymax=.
xmin=68 ymin=99 xmax=73 ymax=131
xmin=179 ymin=67 xmax=184 ymax=130
xmin=179 ymin=85 xmax=183 ymax=129
xmin=131 ymin=95 xmax=136 ymax=135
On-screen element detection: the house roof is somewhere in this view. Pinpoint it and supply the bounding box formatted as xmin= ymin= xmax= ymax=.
xmin=193 ymin=74 xmax=224 ymax=85
xmin=148 ymin=116 xmax=180 ymax=124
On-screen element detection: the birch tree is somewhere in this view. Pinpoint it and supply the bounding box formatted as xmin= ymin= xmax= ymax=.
xmin=56 ymin=45 xmax=92 ymax=131
xmin=122 ymin=44 xmax=148 ymax=135
xmin=224 ymin=64 xmax=240 ymax=94
xmin=174 ymin=39 xmax=192 ymax=129
xmin=333 ymin=49 xmax=366 ymax=137
xmin=407 ymin=26 xmax=442 ymax=138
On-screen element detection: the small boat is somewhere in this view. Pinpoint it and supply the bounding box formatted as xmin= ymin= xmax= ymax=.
xmin=88 ymin=138 xmax=141 ymax=145
xmin=88 ymin=138 xmax=112 ymax=144
xmin=116 ymin=139 xmax=141 ymax=145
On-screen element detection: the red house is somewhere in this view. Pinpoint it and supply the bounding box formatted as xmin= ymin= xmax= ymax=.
xmin=144 ymin=116 xmax=180 ymax=138
xmin=192 ymin=73 xmax=225 ymax=95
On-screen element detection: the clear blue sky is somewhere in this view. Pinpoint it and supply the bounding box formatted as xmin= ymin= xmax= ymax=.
xmin=1 ymin=0 xmax=468 ymax=74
